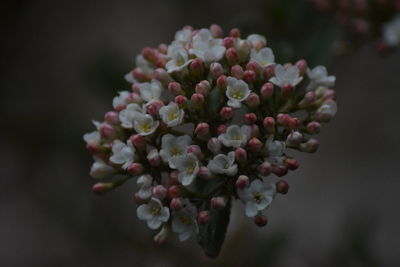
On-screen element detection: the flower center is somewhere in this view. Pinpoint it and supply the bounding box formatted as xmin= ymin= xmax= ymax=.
xmin=170 ymin=147 xmax=182 ymax=156
xmin=253 ymin=192 xmax=264 ymax=203
xmin=168 ymin=112 xmax=179 ymax=121
xmin=151 ymin=206 xmax=160 ymax=215
xmin=232 ymin=135 xmax=242 ymax=140
xmin=179 ymin=215 xmax=192 ymax=225
xmin=186 ymin=161 xmax=196 ymax=174
xmin=230 ymin=89 xmax=244 ymax=100
xmin=175 ymin=54 xmax=185 ymax=67
xmin=224 ymin=163 xmax=230 ymax=169
xmin=139 ymin=122 xmax=152 ymax=133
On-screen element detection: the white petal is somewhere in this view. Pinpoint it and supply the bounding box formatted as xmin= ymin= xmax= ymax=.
xmin=245 ymin=202 xmax=258 ymax=217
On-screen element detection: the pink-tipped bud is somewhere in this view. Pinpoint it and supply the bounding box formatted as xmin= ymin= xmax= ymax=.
xmin=220 ymin=106 xmax=234 ymax=120
xmin=191 ymin=93 xmax=205 ymax=107
xmin=243 ymin=70 xmax=256 ymax=84
xmin=300 ymin=139 xmax=319 ymax=153
xmin=92 ymin=182 xmax=113 ymax=195
xmin=225 ymin=48 xmax=240 ymax=65
xmin=254 ymin=214 xmax=268 ymax=227
xmin=198 ymin=210 xmax=210 ymax=224
xmin=258 ymin=161 xmax=272 ymax=177
xmin=146 ymin=100 xmax=164 ymax=117
xmin=229 ymin=28 xmax=240 ymax=38
xmin=130 ymin=134 xmax=146 ymax=150
xmin=285 ymin=158 xmax=299 ymax=170
xmin=246 ymin=61 xmax=261 ymax=74
xmin=248 ymin=137 xmax=263 ymax=152
xmin=231 ymin=65 xmax=244 ymax=79
xmin=194 ymin=123 xmax=210 ymax=136
xmin=223 ymin=37 xmax=236 ymax=48
xmin=129 ymin=92 xmax=142 ymax=104
xmin=260 ymin=82 xmax=274 ymax=99
xmin=243 ymin=113 xmax=257 ymax=124
xmin=286 ymin=131 xmax=303 ymax=147
xmin=211 ymin=196 xmax=227 ymax=210
xmin=133 ymin=192 xmax=148 ymax=205
xmin=288 ymin=117 xmax=301 ymax=129
xmin=295 ymin=59 xmax=308 ymax=75
xmin=323 ymin=89 xmax=336 ymax=100
xmin=198 ymin=166 xmax=212 ymax=180
xmin=99 ymin=123 xmax=117 ymax=140
xmin=207 ymin=138 xmax=221 ymax=154
xmin=210 ymin=24 xmax=223 ymax=38
xmin=174 ymin=95 xmax=188 ymax=108
xmin=154 ymin=225 xmax=171 ymax=245
xmin=235 ymin=175 xmax=249 ymax=189
xmin=169 ymin=198 xmax=183 ymax=211
xmin=152 ymin=185 xmax=167 ymax=199
xmin=127 ymin=163 xmax=144 ymax=175
xmin=306 ymin=121 xmax=321 ymax=134
xmin=195 ymin=80 xmax=211 ymax=95
xmin=86 ymin=142 xmax=100 ymax=154
xmin=251 ymin=124 xmax=259 ymax=137
xmin=272 ymin=165 xmax=288 ymax=177
xmin=276 ymin=180 xmax=289 ymax=194
xmin=132 ymin=68 xmax=150 ymax=83
xmin=263 ymin=117 xmax=275 ymax=133
xmin=168 ymin=185 xmax=185 ymax=198
xmin=235 ymin=147 xmax=247 ymax=163
xmin=263 ymin=65 xmax=275 ymax=81
xmin=210 ymin=62 xmax=224 ymax=78
xmin=142 ymin=47 xmax=156 ymax=62
xmin=217 ymin=75 xmax=227 ymax=91
xmin=281 ymin=84 xmax=294 ymax=98
xmin=168 ymin=82 xmax=183 ymax=95
xmin=190 ymin=58 xmax=204 ymax=75
xmin=187 ymin=145 xmax=203 ymax=159
xmin=132 ymin=83 xmax=141 ymax=93
xmin=153 ymin=68 xmax=173 ymax=85
xmin=245 ymin=93 xmax=260 ymax=107
xmin=299 ymin=91 xmax=316 ymax=108
xmin=157 ymin=43 xmax=168 ymax=54
xmin=217 ymin=124 xmax=227 ymax=135
xmin=277 ymin=113 xmax=290 ymax=126
xmin=104 ymin=111 xmax=119 ymax=125
xmin=147 ymin=149 xmax=161 ymax=166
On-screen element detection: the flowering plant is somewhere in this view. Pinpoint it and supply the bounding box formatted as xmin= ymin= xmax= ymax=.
xmin=84 ymin=24 xmax=337 ymax=258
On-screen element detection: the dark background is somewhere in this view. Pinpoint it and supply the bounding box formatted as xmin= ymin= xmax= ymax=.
xmin=1 ymin=0 xmax=399 ymax=266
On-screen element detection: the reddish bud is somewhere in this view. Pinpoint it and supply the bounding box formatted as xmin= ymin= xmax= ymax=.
xmin=194 ymin=123 xmax=210 ymax=136
xmin=246 ymin=93 xmax=260 ymax=107
xmin=286 ymin=131 xmax=303 ymax=147
xmin=225 ymin=48 xmax=240 ymax=65
xmin=147 ymin=149 xmax=161 ymax=166
xmin=198 ymin=166 xmax=212 ymax=180
xmin=130 ymin=134 xmax=146 ymax=150
xmin=251 ymin=124 xmax=259 ymax=137
xmin=306 ymin=121 xmax=321 ymax=134
xmin=235 ymin=175 xmax=249 ymax=189
xmin=231 ymin=65 xmax=244 ymax=79
xmin=246 ymin=61 xmax=261 ymax=74
xmin=198 ymin=210 xmax=210 ymax=224
xmin=254 ymin=214 xmax=268 ymax=227
xmin=277 ymin=113 xmax=290 ymax=126
xmin=168 ymin=185 xmax=185 ymax=198
xmin=243 ymin=113 xmax=257 ymax=124
xmin=223 ymin=37 xmax=236 ymax=48
xmin=220 ymin=106 xmax=234 ymax=120
xmin=157 ymin=43 xmax=168 ymax=54
xmin=170 ymin=198 xmax=183 ymax=211
xmin=195 ymin=80 xmax=211 ymax=95
xmin=210 ymin=62 xmax=224 ymax=78
xmin=187 ymin=145 xmax=203 ymax=159
xmin=142 ymin=47 xmax=156 ymax=62
xmin=272 ymin=165 xmax=288 ymax=177
xmin=263 ymin=65 xmax=275 ymax=80
xmin=217 ymin=75 xmax=228 ymax=91
xmin=127 ymin=163 xmax=144 ymax=175
xmin=174 ymin=95 xmax=188 ymax=108
xmin=235 ymin=147 xmax=247 ymax=163
xmin=168 ymin=82 xmax=183 ymax=95
xmin=281 ymin=84 xmax=294 ymax=98
xmin=295 ymin=59 xmax=308 ymax=75
xmin=300 ymin=139 xmax=319 ymax=153
xmin=153 ymin=68 xmax=172 ymax=85
xmin=207 ymin=138 xmax=221 ymax=154
xmin=229 ymin=28 xmax=240 ymax=38
xmin=146 ymin=100 xmax=164 ymax=117
xmin=217 ymin=124 xmax=227 ymax=135
xmin=211 ymin=196 xmax=227 ymax=210
xmin=152 ymin=185 xmax=167 ymax=199
xmin=258 ymin=161 xmax=272 ymax=177
xmin=133 ymin=192 xmax=148 ymax=205
xmin=276 ymin=180 xmax=289 ymax=194
xmin=285 ymin=158 xmax=299 ymax=170
xmin=99 ymin=123 xmax=117 ymax=140
xmin=210 ymin=24 xmax=223 ymax=38
xmin=190 ymin=58 xmax=204 ymax=75
xmin=191 ymin=93 xmax=205 ymax=106
xmin=260 ymin=82 xmax=274 ymax=99
xmin=243 ymin=70 xmax=256 ymax=84
xmin=248 ymin=137 xmax=263 ymax=152
xmin=263 ymin=117 xmax=275 ymax=133
xmin=92 ymin=182 xmax=113 ymax=195
xmin=104 ymin=111 xmax=119 ymax=125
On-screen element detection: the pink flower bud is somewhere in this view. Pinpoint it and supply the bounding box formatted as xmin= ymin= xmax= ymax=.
xmin=104 ymin=111 xmax=119 ymax=125
xmin=231 ymin=65 xmax=244 ymax=79
xmin=281 ymin=84 xmax=294 ymax=98
xmin=142 ymin=47 xmax=156 ymax=62
xmin=211 ymin=196 xmax=227 ymax=210
xmin=235 ymin=147 xmax=247 ymax=163
xmin=299 ymin=91 xmax=316 ymax=108
xmin=191 ymin=93 xmax=205 ymax=106
xmin=133 ymin=192 xmax=148 ymax=205
xmin=194 ymin=122 xmax=210 ymax=136
xmin=217 ymin=75 xmax=227 ymax=91
xmin=153 ymin=225 xmax=170 ymax=245
xmin=300 ymin=139 xmax=319 ymax=153
xmin=217 ymin=124 xmax=227 ymax=135
xmin=323 ymin=89 xmax=336 ymax=100
xmin=207 ymin=138 xmax=221 ymax=154
xmin=168 ymin=82 xmax=183 ymax=95
xmin=170 ymin=198 xmax=183 ymax=211
xmin=147 ymin=149 xmax=161 ymax=166
xmin=225 ymin=48 xmax=240 ymax=65
xmin=246 ymin=61 xmax=261 ymax=74
xmin=174 ymin=95 xmax=188 ymax=108
xmin=198 ymin=166 xmax=212 ymax=180
xmin=128 ymin=92 xmax=142 ymax=104
xmin=220 ymin=106 xmax=234 ymax=120
xmin=210 ymin=24 xmax=223 ymax=38
xmin=248 ymin=137 xmax=263 ymax=152
xmin=198 ymin=211 xmax=210 ymax=224
xmin=86 ymin=142 xmax=100 ymax=154
xmin=243 ymin=113 xmax=257 ymax=124
xmin=100 ymin=123 xmax=117 ymax=140
xmin=286 ymin=131 xmax=303 ymax=147
xmin=222 ymin=37 xmax=235 ymax=48
xmin=187 ymin=145 xmax=203 ymax=159
xmin=245 ymin=93 xmax=260 ymax=107
xmin=263 ymin=65 xmax=275 ymax=81
xmin=235 ymin=175 xmax=249 ymax=189
xmin=130 ymin=134 xmax=146 ymax=150
xmin=260 ymin=82 xmax=274 ymax=99
xmin=254 ymin=214 xmax=268 ymax=227
xmin=168 ymin=185 xmax=185 ymax=198
xmin=285 ymin=158 xmax=299 ymax=170
xmin=92 ymin=182 xmax=113 ymax=195
xmin=132 ymin=83 xmax=141 ymax=93
xmin=288 ymin=117 xmax=301 ymax=129
xmin=263 ymin=116 xmax=275 ymax=132
xmin=157 ymin=43 xmax=168 ymax=54
xmin=276 ymin=180 xmax=289 ymax=194
xmin=152 ymin=185 xmax=167 ymax=199
xmin=146 ymin=100 xmax=164 ymax=117
xmin=295 ymin=59 xmax=308 ymax=75
xmin=243 ymin=70 xmax=256 ymax=84
xmin=277 ymin=113 xmax=290 ymax=126
xmin=229 ymin=28 xmax=240 ymax=38
xmin=306 ymin=121 xmax=321 ymax=134
xmin=190 ymin=58 xmax=204 ymax=75
xmin=258 ymin=161 xmax=272 ymax=177
xmin=153 ymin=68 xmax=172 ymax=85
xmin=127 ymin=163 xmax=144 ymax=175
xmin=272 ymin=165 xmax=288 ymax=177
xmin=210 ymin=62 xmax=224 ymax=78
xmin=195 ymin=80 xmax=211 ymax=95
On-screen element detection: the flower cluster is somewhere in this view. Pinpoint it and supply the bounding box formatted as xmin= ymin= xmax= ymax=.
xmin=84 ymin=24 xmax=337 ymax=257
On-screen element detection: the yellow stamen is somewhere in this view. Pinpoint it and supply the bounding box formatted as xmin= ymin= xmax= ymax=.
xmin=168 ymin=112 xmax=179 ymax=121
xmin=230 ymin=89 xmax=244 ymax=100
xmin=139 ymin=122 xmax=152 ymax=133
xmin=151 ymin=206 xmax=160 ymax=215
xmin=179 ymin=215 xmax=192 ymax=225
xmin=170 ymin=147 xmax=182 ymax=156
xmin=186 ymin=161 xmax=196 ymax=174
xmin=253 ymin=192 xmax=264 ymax=203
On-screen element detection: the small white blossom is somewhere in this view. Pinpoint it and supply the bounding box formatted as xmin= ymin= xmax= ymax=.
xmin=269 ymin=64 xmax=303 ymax=87
xmin=139 ymin=79 xmax=163 ymax=103
xmin=306 ymin=66 xmax=336 ymax=90
xmin=158 ymin=102 xmax=185 ymax=127
xmin=132 ymin=112 xmax=159 ymax=136
xmin=83 ymin=121 xmax=101 ymax=144
xmin=159 ymin=134 xmax=192 ymax=168
xmin=137 ymin=198 xmax=170 ymax=230
xmin=137 ymin=174 xmax=153 ymax=199
xmin=170 ymin=153 xmax=199 ymax=186
xmin=118 ymin=103 xmax=144 ymax=129
xmin=172 ymin=204 xmax=198 ymax=241
xmin=225 ymin=77 xmax=251 ymax=108
xmin=247 ymin=34 xmax=267 ymax=47
xmin=109 ymin=140 xmax=136 ymax=169
xmin=383 ymin=15 xmax=400 ymax=46
xmin=166 ymin=47 xmax=192 ymax=73
xmin=265 ymin=135 xmax=286 ymax=165
xmin=250 ymin=47 xmax=275 ymax=68
xmin=112 ymin=91 xmax=131 ymax=109
xmin=238 ymin=179 xmax=276 ymax=217
xmin=189 ymin=29 xmax=226 ymax=62
xmin=207 ymin=152 xmax=237 ymax=176
xmin=218 ymin=124 xmax=252 ymax=148
xmin=125 ymin=55 xmax=154 ymax=83
xmin=90 ymin=157 xmax=115 ymax=179
xmin=173 ymin=28 xmax=193 ymax=48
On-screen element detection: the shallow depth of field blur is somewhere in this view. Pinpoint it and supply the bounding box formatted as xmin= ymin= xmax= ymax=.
xmin=1 ymin=0 xmax=400 ymax=266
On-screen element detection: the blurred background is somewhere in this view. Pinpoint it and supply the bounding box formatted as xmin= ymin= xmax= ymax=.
xmin=1 ymin=0 xmax=400 ymax=266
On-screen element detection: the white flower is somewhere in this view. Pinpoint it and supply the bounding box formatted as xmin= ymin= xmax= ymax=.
xmin=173 ymin=28 xmax=193 ymax=47
xmin=83 ymin=121 xmax=101 ymax=144
xmin=383 ymin=15 xmax=400 ymax=46
xmin=137 ymin=198 xmax=170 ymax=230
xmin=172 ymin=204 xmax=198 ymax=241
xmin=137 ymin=174 xmax=153 ymax=199
xmin=265 ymin=135 xmax=286 ymax=165
xmin=158 ymin=102 xmax=185 ymax=127
xmin=238 ymin=179 xmax=276 ymax=217
xmin=159 ymin=134 xmax=192 ymax=168
xmin=124 ymin=55 xmax=154 ymax=83
xmin=207 ymin=152 xmax=237 ymax=176
xmin=316 ymin=100 xmax=337 ymax=119
xmin=170 ymin=153 xmax=199 ymax=186
xmin=189 ymin=29 xmax=226 ymax=62
xmin=250 ymin=47 xmax=275 ymax=68
xmin=132 ymin=112 xmax=159 ymax=136
xmin=90 ymin=157 xmax=115 ymax=179
xmin=139 ymin=79 xmax=163 ymax=103
xmin=269 ymin=64 xmax=303 ymax=87
xmin=306 ymin=66 xmax=336 ymax=90
xmin=112 ymin=91 xmax=131 ymax=109
xmin=225 ymin=77 xmax=251 ymax=108
xmin=247 ymin=34 xmax=267 ymax=47
xmin=166 ymin=47 xmax=192 ymax=73
xmin=109 ymin=140 xmax=136 ymax=169
xmin=218 ymin=124 xmax=251 ymax=148
xmin=118 ymin=103 xmax=144 ymax=128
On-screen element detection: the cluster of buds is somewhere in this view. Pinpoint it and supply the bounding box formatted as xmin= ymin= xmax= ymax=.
xmin=310 ymin=0 xmax=400 ymax=53
xmin=84 ymin=24 xmax=337 ymax=257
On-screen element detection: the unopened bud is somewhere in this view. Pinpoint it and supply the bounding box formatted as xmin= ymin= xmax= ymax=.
xmin=220 ymin=106 xmax=234 ymax=120
xmin=154 ymin=225 xmax=171 ymax=245
xmin=272 ymin=165 xmax=288 ymax=177
xmin=229 ymin=28 xmax=240 ymax=38
xmin=281 ymin=84 xmax=294 ymax=98
xmin=142 ymin=47 xmax=156 ymax=62
xmin=243 ymin=113 xmax=257 ymax=124
xmin=157 ymin=43 xmax=168 ymax=54
xmin=174 ymin=95 xmax=188 ymax=108
xmin=306 ymin=121 xmax=321 ymax=134
xmin=187 ymin=145 xmax=203 ymax=159
xmin=260 ymin=82 xmax=274 ymax=99
xmin=169 ymin=198 xmax=183 ymax=211
xmin=223 ymin=37 xmax=235 ymax=48
xmin=263 ymin=65 xmax=275 ymax=81
xmin=211 ymin=196 xmax=227 ymax=210
xmin=231 ymin=65 xmax=244 ymax=79
xmin=210 ymin=62 xmax=224 ymax=78
xmin=258 ymin=161 xmax=272 ymax=177
xmin=299 ymin=91 xmax=316 ymax=108
xmin=207 ymin=138 xmax=221 ymax=154
xmin=210 ymin=24 xmax=223 ymax=38
xmin=133 ymin=192 xmax=148 ymax=205
xmin=190 ymin=58 xmax=204 ymax=76
xmin=245 ymin=93 xmax=260 ymax=107
xmin=168 ymin=185 xmax=185 ymax=198
xmin=217 ymin=75 xmax=228 ymax=91
xmin=235 ymin=175 xmax=249 ymax=189
xmin=168 ymin=82 xmax=183 ymax=95
xmin=285 ymin=158 xmax=299 ymax=170
xmin=147 ymin=149 xmax=161 ymax=166
xmin=133 ymin=67 xmax=150 ymax=82
xmin=195 ymin=80 xmax=211 ymax=95
xmin=130 ymin=134 xmax=146 ymax=150
xmin=153 ymin=68 xmax=172 ymax=85
xmin=295 ymin=59 xmax=308 ymax=75
xmin=248 ymin=137 xmax=263 ymax=152
xmin=198 ymin=166 xmax=212 ymax=180
xmin=251 ymin=124 xmax=259 ymax=137
xmin=152 ymin=185 xmax=167 ymax=199
xmin=225 ymin=48 xmax=240 ymax=65
xmin=146 ymin=100 xmax=164 ymax=117
xmin=286 ymin=131 xmax=303 ymax=147
xmin=100 ymin=123 xmax=117 ymax=140
xmin=217 ymin=124 xmax=227 ymax=135
xmin=92 ymin=182 xmax=113 ymax=195
xmin=235 ymin=147 xmax=247 ymax=163
xmin=243 ymin=70 xmax=256 ymax=84
xmin=198 ymin=210 xmax=210 ymax=224
xmin=276 ymin=180 xmax=289 ymax=194
xmin=254 ymin=214 xmax=268 ymax=227
xmin=127 ymin=163 xmax=144 ymax=175
xmin=263 ymin=117 xmax=275 ymax=133
xmin=300 ymin=139 xmax=319 ymax=153
xmin=277 ymin=113 xmax=290 ymax=126
xmin=104 ymin=111 xmax=119 ymax=125
xmin=194 ymin=122 xmax=210 ymax=136
xmin=246 ymin=61 xmax=261 ymax=74
xmin=191 ymin=93 xmax=205 ymax=107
